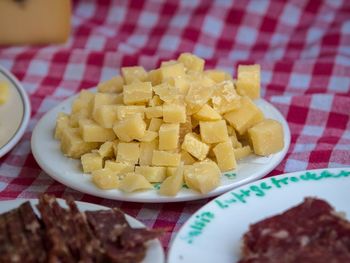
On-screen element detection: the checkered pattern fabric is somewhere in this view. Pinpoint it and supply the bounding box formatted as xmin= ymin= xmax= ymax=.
xmin=0 ymin=0 xmax=349 ymax=252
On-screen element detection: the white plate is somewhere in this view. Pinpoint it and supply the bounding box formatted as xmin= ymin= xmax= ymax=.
xmin=0 ymin=199 xmax=164 ymax=263
xmin=31 ymin=89 xmax=290 ymax=202
xmin=0 ymin=65 xmax=31 ymax=158
xmin=168 ymin=167 xmax=350 ymax=263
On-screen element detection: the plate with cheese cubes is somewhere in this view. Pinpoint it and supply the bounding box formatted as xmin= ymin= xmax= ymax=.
xmin=0 ymin=65 xmax=31 ymax=158
xmin=31 ymin=53 xmax=290 ymax=202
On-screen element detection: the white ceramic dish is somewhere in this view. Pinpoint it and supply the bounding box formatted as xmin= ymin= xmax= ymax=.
xmin=0 ymin=199 xmax=164 ymax=263
xmin=167 ymin=167 xmax=350 ymax=263
xmin=31 ymin=89 xmax=290 ymax=203
xmin=0 ymin=65 xmax=31 ymax=158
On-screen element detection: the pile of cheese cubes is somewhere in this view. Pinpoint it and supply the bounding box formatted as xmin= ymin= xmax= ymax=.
xmin=55 ymin=53 xmax=284 ymax=196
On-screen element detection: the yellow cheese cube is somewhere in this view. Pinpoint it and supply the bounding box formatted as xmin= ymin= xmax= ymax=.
xmin=121 ymin=66 xmax=148 ymax=84
xmin=213 ymin=141 xmax=237 ymax=171
xmin=163 ymin=104 xmax=186 ymax=123
xmin=81 ymin=152 xmax=103 ymax=173
xmin=161 ymin=60 xmax=177 ymax=67
xmin=97 ymin=75 xmax=124 ymax=93
xmin=230 ymin=135 xmax=242 ymax=149
xmin=104 ymin=160 xmax=134 ymax=173
xmin=224 ymin=96 xmax=264 ymax=135
xmin=60 ymin=127 xmax=99 ymax=158
xmin=79 ymin=119 xmax=116 ymax=142
xmin=69 ymin=111 xmax=89 ymax=128
xmin=159 ymin=123 xmax=179 ymax=150
xmin=116 ymin=142 xmax=140 ymax=164
xmin=71 ymin=89 xmax=94 ymax=115
xmin=181 ymin=150 xmax=196 ymax=165
xmin=135 ymin=166 xmax=167 ymax=183
xmin=184 ymin=161 xmax=221 ymax=194
xmin=159 ymin=164 xmax=184 ymax=196
xmin=160 ymin=62 xmax=185 ymax=80
xmin=93 ymin=105 xmax=118 ymax=128
xmin=199 ymin=120 xmax=228 ymax=144
xmin=178 ymin=52 xmax=205 ymax=72
xmin=116 ymin=105 xmax=145 ymax=120
xmin=248 ymin=119 xmax=284 ymax=156
xmin=193 ymin=104 xmax=221 ymax=121
xmin=92 ymin=169 xmax=121 ymax=190
xmin=113 ymin=115 xmax=146 ymax=142
xmin=145 ymin=106 xmax=163 ymax=119
xmin=185 ymin=83 xmax=214 ymax=114
xmin=92 ymin=92 xmax=120 ymax=117
xmin=139 ymin=139 xmax=158 ymax=165
xmin=0 ymin=82 xmax=9 ymax=104
xmin=236 ymin=64 xmax=260 ymax=99
xmin=166 ymin=75 xmax=190 ymax=94
xmin=119 ymin=172 xmax=152 ymax=192
xmin=153 ymin=83 xmax=181 ymax=104
xmin=148 ymin=94 xmax=163 ymax=106
xmin=211 ymin=81 xmax=240 ymax=114
xmin=55 ymin=113 xmax=70 ymax=139
xmin=97 ymin=141 xmax=114 ymax=158
xmin=152 ymin=150 xmax=181 ymax=166
xmin=181 ymin=133 xmax=209 ymax=161
xmin=204 ymin=70 xmax=231 ymax=83
xmin=147 ymin=69 xmax=162 ymax=86
xmin=148 ymin=118 xmax=163 ymax=132
xmin=234 ymin=145 xmax=252 ymax=160
xmin=179 ymin=116 xmax=192 ymax=145
xmin=166 ymin=167 xmax=177 ymax=178
xmin=137 ymin=130 xmax=158 ymax=142
xmin=123 ymin=81 xmax=153 ymax=105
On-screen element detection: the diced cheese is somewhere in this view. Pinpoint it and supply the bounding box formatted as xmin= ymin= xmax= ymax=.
xmin=81 ymin=152 xmax=103 ymax=173
xmin=148 ymin=118 xmax=163 ymax=132
xmin=163 ymin=104 xmax=186 ymax=123
xmin=116 ymin=105 xmax=145 ymax=120
xmin=181 ymin=133 xmax=209 ymax=161
xmin=184 ymin=161 xmax=221 ymax=194
xmin=113 ymin=115 xmax=146 ymax=142
xmin=211 ymin=80 xmax=240 ymax=114
xmin=123 ymin=81 xmax=153 ymax=105
xmin=159 ymin=123 xmax=179 ymax=150
xmin=248 ymin=119 xmax=284 ymax=156
xmin=199 ymin=120 xmax=228 ymax=144
xmin=178 ymin=52 xmax=205 ymax=72
xmin=104 ymin=160 xmax=134 ymax=173
xmin=224 ymin=96 xmax=264 ymax=135
xmin=93 ymin=105 xmax=118 ymax=128
xmin=193 ymin=104 xmax=222 ymax=121
xmin=79 ymin=119 xmax=116 ymax=142
xmin=135 ymin=166 xmax=167 ymax=183
xmin=152 ymin=150 xmax=181 ymax=167
xmin=92 ymin=169 xmax=121 ymax=190
xmin=213 ymin=141 xmax=237 ymax=171
xmin=159 ymin=163 xmax=184 ymax=196
xmin=145 ymin=106 xmax=163 ymax=119
xmin=236 ymin=64 xmax=260 ymax=99
xmin=121 ymin=66 xmax=148 ymax=84
xmin=119 ymin=172 xmax=153 ymax=192
xmin=97 ymin=76 xmax=124 ymax=93
xmin=160 ymin=62 xmax=185 ymax=80
xmin=60 ymin=127 xmax=99 ymax=158
xmin=233 ymin=145 xmax=252 ymax=160
xmin=153 ymin=83 xmax=181 ymax=104
xmin=55 ymin=113 xmax=70 ymax=140
xmin=204 ymin=70 xmax=231 ymax=83
xmin=139 ymin=139 xmax=158 ymax=165
xmin=116 ymin=142 xmax=140 ymax=164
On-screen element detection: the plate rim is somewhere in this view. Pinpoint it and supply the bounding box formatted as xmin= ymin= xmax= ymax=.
xmin=0 ymin=65 xmax=31 ymax=158
xmin=0 ymin=198 xmax=165 ymax=263
xmin=31 ymin=89 xmax=291 ymax=203
xmin=167 ymin=167 xmax=350 ymax=262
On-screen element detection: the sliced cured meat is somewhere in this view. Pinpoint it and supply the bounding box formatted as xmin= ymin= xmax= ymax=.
xmin=239 ymin=198 xmax=350 ymax=263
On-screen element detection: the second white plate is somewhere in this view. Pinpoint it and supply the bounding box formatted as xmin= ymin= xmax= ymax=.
xmin=31 ymin=90 xmax=290 ymax=203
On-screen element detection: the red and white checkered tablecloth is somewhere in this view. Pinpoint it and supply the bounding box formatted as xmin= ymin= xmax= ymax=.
xmin=0 ymin=0 xmax=349 ymax=252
